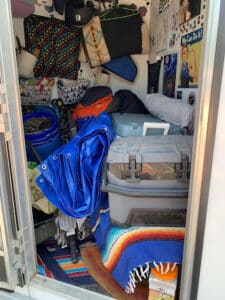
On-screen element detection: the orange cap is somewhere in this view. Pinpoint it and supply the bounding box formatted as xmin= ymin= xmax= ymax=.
xmin=151 ymin=263 xmax=178 ymax=281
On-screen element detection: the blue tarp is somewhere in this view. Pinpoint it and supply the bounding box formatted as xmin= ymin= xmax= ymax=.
xmin=36 ymin=113 xmax=115 ymax=218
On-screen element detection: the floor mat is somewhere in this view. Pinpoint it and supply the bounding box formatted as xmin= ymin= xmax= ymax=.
xmin=37 ymin=239 xmax=108 ymax=292
xmin=37 ymin=240 xmax=148 ymax=299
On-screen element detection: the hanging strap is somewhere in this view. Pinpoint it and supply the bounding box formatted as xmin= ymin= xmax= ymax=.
xmin=16 ymin=36 xmax=22 ymax=54
xmin=100 ymin=5 xmax=138 ymax=21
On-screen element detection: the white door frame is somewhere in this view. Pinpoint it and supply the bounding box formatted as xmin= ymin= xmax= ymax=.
xmin=0 ymin=0 xmax=36 ymax=290
xmin=180 ymin=0 xmax=224 ymax=299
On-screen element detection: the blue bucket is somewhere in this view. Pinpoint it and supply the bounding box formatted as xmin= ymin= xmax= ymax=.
xmin=23 ymin=111 xmax=61 ymax=162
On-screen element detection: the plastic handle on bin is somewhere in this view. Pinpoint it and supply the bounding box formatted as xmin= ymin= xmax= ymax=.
xmin=142 ymin=122 xmax=170 ymax=136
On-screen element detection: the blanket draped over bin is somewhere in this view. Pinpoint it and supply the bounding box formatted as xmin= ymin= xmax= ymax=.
xmin=89 ymin=194 xmax=185 ymax=293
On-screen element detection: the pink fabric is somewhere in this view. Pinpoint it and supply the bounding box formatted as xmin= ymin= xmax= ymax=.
xmin=11 ymin=0 xmax=34 ymax=18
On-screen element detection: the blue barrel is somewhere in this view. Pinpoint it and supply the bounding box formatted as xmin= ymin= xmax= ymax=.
xmin=23 ymin=111 xmax=61 ymax=162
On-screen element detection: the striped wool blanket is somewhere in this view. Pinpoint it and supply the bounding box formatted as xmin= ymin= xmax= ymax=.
xmin=89 ymin=194 xmax=185 ymax=293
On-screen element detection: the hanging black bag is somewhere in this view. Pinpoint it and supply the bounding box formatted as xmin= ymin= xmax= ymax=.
xmin=65 ymin=0 xmax=95 ymax=27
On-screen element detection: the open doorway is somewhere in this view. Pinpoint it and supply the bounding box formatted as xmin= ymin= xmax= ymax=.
xmin=0 ymin=0 xmax=219 ymax=300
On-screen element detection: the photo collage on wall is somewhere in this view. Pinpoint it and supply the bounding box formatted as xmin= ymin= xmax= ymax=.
xmin=156 ymin=0 xmax=207 ymax=105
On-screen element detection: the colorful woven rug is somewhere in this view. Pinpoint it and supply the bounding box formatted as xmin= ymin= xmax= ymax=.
xmin=37 ymin=239 xmax=98 ymax=286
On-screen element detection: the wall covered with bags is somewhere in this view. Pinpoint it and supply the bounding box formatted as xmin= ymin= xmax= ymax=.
xmin=12 ymin=0 xmax=151 ymax=100
xmin=12 ymin=0 xmax=208 ymax=104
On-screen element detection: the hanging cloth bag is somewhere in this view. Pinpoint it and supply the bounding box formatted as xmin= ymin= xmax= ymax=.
xmin=24 ymin=15 xmax=81 ymax=80
xmin=16 ymin=36 xmax=38 ymax=78
xmin=65 ymin=0 xmax=95 ymax=27
xmin=82 ymin=4 xmax=149 ymax=67
xmin=102 ymin=55 xmax=137 ymax=82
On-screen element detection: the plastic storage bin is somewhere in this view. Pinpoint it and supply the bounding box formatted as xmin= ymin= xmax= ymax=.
xmin=111 ymin=113 xmax=182 ymax=137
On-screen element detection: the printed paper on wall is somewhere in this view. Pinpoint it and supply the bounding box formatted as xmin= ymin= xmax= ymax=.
xmin=163 ymin=53 xmax=177 ymax=98
xmin=159 ymin=0 xmax=170 ymax=14
xmin=179 ymin=0 xmax=201 ymax=25
xmin=156 ymin=13 xmax=168 ymax=52
xmin=178 ymin=28 xmax=203 ymax=88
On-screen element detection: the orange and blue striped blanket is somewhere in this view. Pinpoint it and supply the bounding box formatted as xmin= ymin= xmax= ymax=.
xmin=89 ymin=194 xmax=185 ymax=293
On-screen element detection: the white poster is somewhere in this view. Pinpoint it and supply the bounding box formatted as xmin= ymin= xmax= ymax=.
xmin=156 ymin=13 xmax=168 ymax=52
